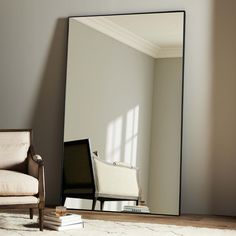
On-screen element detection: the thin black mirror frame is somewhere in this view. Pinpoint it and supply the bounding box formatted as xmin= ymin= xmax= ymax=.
xmin=62 ymin=10 xmax=186 ymax=217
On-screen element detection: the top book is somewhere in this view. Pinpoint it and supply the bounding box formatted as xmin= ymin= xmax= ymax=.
xmin=44 ymin=212 xmax=82 ymax=223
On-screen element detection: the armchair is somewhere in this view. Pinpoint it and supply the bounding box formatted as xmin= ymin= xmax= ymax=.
xmin=93 ymin=154 xmax=140 ymax=210
xmin=0 ymin=129 xmax=45 ymax=231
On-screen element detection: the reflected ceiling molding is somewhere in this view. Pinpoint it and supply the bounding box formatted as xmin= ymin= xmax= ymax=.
xmin=75 ymin=17 xmax=173 ymax=59
xmin=158 ymin=47 xmax=183 ymax=58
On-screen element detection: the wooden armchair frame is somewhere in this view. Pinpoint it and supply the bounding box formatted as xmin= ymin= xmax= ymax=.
xmin=0 ymin=129 xmax=45 ymax=231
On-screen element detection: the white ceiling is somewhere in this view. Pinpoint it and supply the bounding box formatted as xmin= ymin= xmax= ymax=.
xmin=106 ymin=13 xmax=184 ymax=48
xmin=74 ymin=12 xmax=184 ymax=58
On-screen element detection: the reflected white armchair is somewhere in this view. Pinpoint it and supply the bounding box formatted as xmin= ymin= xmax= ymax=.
xmin=93 ymin=154 xmax=140 ymax=210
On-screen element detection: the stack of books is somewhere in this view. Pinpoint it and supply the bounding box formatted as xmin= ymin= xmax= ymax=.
xmin=123 ymin=205 xmax=150 ymax=213
xmin=44 ymin=212 xmax=84 ymax=231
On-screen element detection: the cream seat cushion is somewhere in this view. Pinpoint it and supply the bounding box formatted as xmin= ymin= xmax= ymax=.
xmin=0 ymin=196 xmax=39 ymax=205
xmin=0 ymin=170 xmax=38 ymax=196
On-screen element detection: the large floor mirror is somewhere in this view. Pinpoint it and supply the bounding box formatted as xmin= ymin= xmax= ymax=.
xmin=63 ymin=11 xmax=185 ymax=215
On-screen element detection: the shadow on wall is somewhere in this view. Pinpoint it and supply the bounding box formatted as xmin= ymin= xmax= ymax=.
xmin=30 ymin=18 xmax=68 ymax=206
xmin=211 ymin=0 xmax=236 ymax=216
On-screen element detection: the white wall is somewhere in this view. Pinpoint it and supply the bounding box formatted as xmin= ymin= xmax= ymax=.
xmin=0 ymin=0 xmax=236 ymax=215
xmin=148 ymin=58 xmax=182 ymax=215
xmin=64 ymin=19 xmax=154 ymax=211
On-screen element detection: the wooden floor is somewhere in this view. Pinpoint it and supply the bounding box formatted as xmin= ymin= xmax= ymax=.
xmin=1 ymin=208 xmax=235 ymax=230
xmin=45 ymin=208 xmax=236 ymax=230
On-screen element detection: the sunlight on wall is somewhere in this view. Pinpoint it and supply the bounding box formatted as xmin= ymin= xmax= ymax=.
xmin=105 ymin=116 xmax=123 ymax=162
xmin=104 ymin=105 xmax=140 ymax=211
xmin=124 ymin=106 xmax=139 ymax=166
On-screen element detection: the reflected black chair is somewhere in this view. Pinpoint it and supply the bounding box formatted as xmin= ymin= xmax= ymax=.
xmin=62 ymin=139 xmax=96 ymax=208
xmin=62 ymin=139 xmax=140 ymax=210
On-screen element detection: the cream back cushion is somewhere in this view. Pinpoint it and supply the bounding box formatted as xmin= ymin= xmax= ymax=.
xmin=94 ymin=157 xmax=139 ymax=197
xmin=0 ymin=131 xmax=30 ymax=171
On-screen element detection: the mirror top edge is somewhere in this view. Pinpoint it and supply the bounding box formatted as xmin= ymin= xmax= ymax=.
xmin=68 ymin=10 xmax=185 ymax=20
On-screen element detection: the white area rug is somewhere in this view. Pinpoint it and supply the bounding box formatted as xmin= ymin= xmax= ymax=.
xmin=0 ymin=212 xmax=236 ymax=236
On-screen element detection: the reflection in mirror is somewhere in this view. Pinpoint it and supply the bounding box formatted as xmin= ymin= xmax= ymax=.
xmin=63 ymin=11 xmax=185 ymax=215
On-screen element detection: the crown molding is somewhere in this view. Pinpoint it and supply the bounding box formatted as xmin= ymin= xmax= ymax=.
xmin=157 ymin=47 xmax=183 ymax=58
xmin=75 ymin=17 xmax=182 ymax=59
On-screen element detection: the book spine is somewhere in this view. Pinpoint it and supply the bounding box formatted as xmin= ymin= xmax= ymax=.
xmin=44 ymin=222 xmax=84 ymax=231
xmin=44 ymin=216 xmax=82 ymax=223
xmin=44 ymin=219 xmax=83 ymax=226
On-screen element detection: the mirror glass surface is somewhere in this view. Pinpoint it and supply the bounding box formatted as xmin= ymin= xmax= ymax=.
xmin=64 ymin=11 xmax=185 ymax=215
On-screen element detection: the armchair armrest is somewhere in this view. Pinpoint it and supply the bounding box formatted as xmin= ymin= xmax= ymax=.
xmin=32 ymin=154 xmax=44 ymax=166
xmin=113 ymin=161 xmax=136 ymax=169
xmin=28 ymin=146 xmax=43 ymax=177
xmin=27 ymin=145 xmax=45 ymax=207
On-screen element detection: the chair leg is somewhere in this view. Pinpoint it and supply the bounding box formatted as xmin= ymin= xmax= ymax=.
xmin=92 ymin=197 xmax=97 ymax=210
xmin=29 ymin=208 xmax=33 ymax=219
xmin=100 ymin=200 xmax=104 ymax=211
xmin=62 ymin=195 xmax=66 ymax=206
xmin=38 ymin=208 xmax=44 ymax=231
